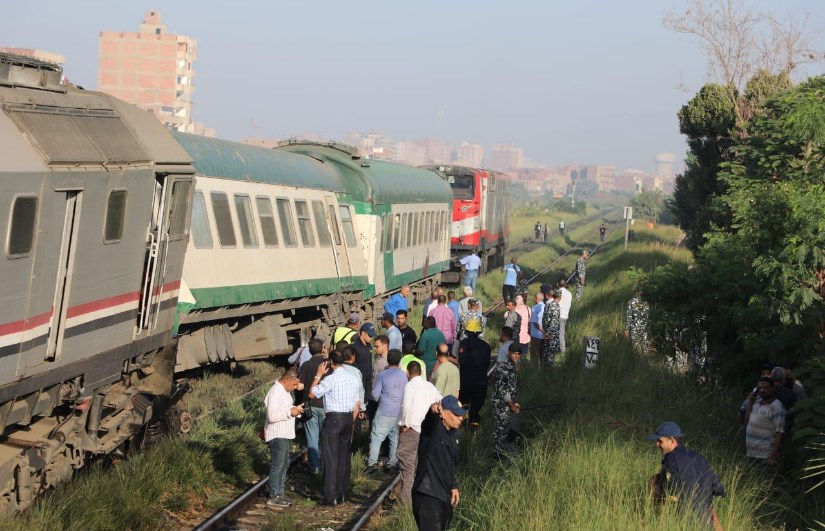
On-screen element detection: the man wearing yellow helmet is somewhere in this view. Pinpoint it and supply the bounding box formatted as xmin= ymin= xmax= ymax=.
xmin=457 ymin=313 xmax=490 ymax=433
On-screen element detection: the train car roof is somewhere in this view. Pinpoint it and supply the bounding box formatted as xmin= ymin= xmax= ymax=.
xmin=172 ymin=132 xmax=349 ymax=192
xmin=276 ymin=142 xmax=453 ymax=205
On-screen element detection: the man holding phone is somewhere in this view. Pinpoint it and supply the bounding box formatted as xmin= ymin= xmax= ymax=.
xmin=263 ymin=368 xmax=305 ymax=507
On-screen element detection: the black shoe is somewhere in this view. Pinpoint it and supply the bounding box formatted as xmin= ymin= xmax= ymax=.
xmin=318 ymin=498 xmax=337 ymax=507
xmin=338 ymin=495 xmax=348 ymax=504
xmin=365 ymin=464 xmax=381 ymax=475
xmin=384 ymin=465 xmax=399 ymax=475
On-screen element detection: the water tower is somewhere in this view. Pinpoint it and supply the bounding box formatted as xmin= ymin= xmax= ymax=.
xmin=654 ymin=153 xmax=676 ymax=181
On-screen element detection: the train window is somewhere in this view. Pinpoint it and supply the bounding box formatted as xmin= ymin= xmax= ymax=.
xmin=392 ymin=213 xmax=401 ymax=250
xmin=383 ymin=214 xmax=392 ymax=252
xmin=256 ymin=197 xmax=279 ymax=247
xmin=432 ymin=211 xmax=438 ymax=242
xmin=103 ymin=190 xmax=127 ymax=243
xmin=210 ymin=192 xmax=237 ymax=247
xmin=339 ymin=205 xmax=357 ymax=247
xmin=443 ymin=211 xmax=449 ymax=239
xmin=312 ymin=201 xmax=331 ymax=247
xmin=400 ymin=213 xmax=407 ymax=248
xmin=276 ymin=199 xmax=298 ymax=247
xmin=327 ymin=205 xmax=342 ymax=246
xmin=295 ymin=200 xmax=316 ymax=247
xmin=6 ymin=195 xmax=38 ymax=257
xmin=234 ymin=195 xmax=259 ymax=248
xmin=168 ymin=180 xmax=191 ymax=238
xmin=426 ymin=212 xmax=433 ymax=242
xmin=418 ymin=212 xmax=425 ymax=245
xmin=191 ymin=191 xmax=213 ymax=248
xmin=380 ymin=214 xmax=386 ymax=252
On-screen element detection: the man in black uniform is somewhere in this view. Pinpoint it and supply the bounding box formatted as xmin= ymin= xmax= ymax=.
xmin=412 ymin=395 xmax=466 ymax=531
xmin=648 ymin=421 xmax=725 ymax=529
xmin=457 ymin=317 xmax=491 ymax=433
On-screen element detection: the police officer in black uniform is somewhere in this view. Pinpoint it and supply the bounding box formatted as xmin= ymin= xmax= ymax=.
xmin=648 ymin=422 xmax=726 ymax=529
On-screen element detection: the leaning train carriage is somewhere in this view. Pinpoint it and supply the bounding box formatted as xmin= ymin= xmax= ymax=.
xmin=0 ymin=54 xmax=195 ymax=510
xmin=275 ymin=141 xmax=453 ymax=312
xmin=422 ymin=165 xmax=511 ymax=282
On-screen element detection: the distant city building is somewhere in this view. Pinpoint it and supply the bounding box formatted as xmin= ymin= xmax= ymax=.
xmin=415 ymin=137 xmax=452 ymax=165
xmin=344 ymin=131 xmax=394 ymax=159
xmin=454 ymin=142 xmax=484 ymax=168
xmin=615 ymin=169 xmax=648 ymax=194
xmin=98 ymin=10 xmax=213 ymax=136
xmin=490 ymin=143 xmax=524 ymax=171
xmin=394 ymin=140 xmax=427 ymax=167
xmin=513 ymin=168 xmax=569 ymax=195
xmin=0 ymin=47 xmax=64 ymax=65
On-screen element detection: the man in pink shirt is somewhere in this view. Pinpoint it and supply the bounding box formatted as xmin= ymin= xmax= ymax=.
xmin=431 ymin=295 xmax=457 ymax=348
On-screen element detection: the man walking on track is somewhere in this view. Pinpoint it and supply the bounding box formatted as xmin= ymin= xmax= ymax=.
xmin=460 ymin=251 xmax=482 ymax=292
xmin=575 ymin=250 xmax=589 ymax=300
xmin=559 ymin=219 xmax=565 ymax=236
xmin=502 ymin=257 xmax=521 ymax=303
xmin=599 ymin=223 xmax=607 ymax=243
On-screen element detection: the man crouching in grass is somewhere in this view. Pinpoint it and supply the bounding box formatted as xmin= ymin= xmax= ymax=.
xmin=648 ymin=421 xmax=725 ymax=530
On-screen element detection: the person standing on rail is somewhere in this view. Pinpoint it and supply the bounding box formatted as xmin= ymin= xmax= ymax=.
xmin=599 ymin=223 xmax=607 ymax=243
xmin=502 ymin=257 xmax=521 ymax=303
xmin=575 ymin=250 xmax=589 ymax=300
xmin=557 ymin=279 xmax=572 ymax=353
xmin=559 ymin=219 xmax=565 ymax=236
xmin=458 ymin=317 xmax=491 ymax=433
xmin=534 ymin=221 xmax=542 ymax=242
xmin=263 ymin=368 xmax=305 ymax=507
xmin=529 ymin=291 xmax=545 ymax=366
xmin=297 ymin=337 xmax=328 ymax=475
xmin=412 ymin=396 xmax=466 ymax=531
xmin=541 ymin=289 xmax=562 ymax=366
xmin=397 ymin=360 xmax=442 ymax=505
xmin=367 ymin=349 xmax=406 ymax=474
xmin=460 ymin=251 xmax=482 ymax=293
xmin=309 ymin=350 xmax=361 ymax=505
xmin=491 ymin=342 xmax=521 ymax=457
xmin=384 ymin=285 xmax=410 ymax=321
xmin=333 ymin=313 xmax=361 ymax=345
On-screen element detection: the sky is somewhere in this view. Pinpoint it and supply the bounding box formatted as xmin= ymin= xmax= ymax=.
xmin=6 ymin=0 xmax=824 ymax=172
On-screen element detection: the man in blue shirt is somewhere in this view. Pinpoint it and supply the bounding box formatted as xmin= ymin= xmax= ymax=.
xmin=381 ymin=312 xmax=403 ymax=351
xmin=502 ymin=257 xmax=520 ymax=303
xmin=447 ymin=290 xmax=460 ymax=323
xmin=384 ymin=285 xmax=410 ymax=320
xmin=648 ymin=421 xmax=725 ymax=528
xmin=368 ymin=349 xmax=407 ymax=473
xmin=459 ymin=251 xmax=482 ymax=292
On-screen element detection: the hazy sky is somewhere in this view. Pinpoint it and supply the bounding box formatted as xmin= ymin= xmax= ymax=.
xmin=6 ymin=1 xmax=824 ymax=171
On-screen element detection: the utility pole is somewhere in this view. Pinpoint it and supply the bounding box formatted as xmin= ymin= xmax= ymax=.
xmin=624 ymin=207 xmax=633 ymax=249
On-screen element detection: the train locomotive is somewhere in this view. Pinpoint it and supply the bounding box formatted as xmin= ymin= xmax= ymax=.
xmin=423 ymin=165 xmax=511 ymax=281
xmin=0 ymin=53 xmax=455 ymax=508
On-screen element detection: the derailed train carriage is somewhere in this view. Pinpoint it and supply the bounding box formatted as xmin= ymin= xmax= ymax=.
xmin=0 ymin=53 xmax=455 ymax=508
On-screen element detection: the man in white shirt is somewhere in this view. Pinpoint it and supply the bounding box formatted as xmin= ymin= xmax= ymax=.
xmin=396 ymin=360 xmax=442 ymax=505
xmin=263 ymin=368 xmax=305 ymax=507
xmin=557 ymin=279 xmax=573 ymax=352
xmin=459 ymin=251 xmax=482 ymax=292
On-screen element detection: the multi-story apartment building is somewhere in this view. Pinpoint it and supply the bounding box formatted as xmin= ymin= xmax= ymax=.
xmin=490 ymin=143 xmax=524 ymax=171
xmin=454 ymin=141 xmax=484 ymax=168
xmin=98 ymin=11 xmax=207 ymax=134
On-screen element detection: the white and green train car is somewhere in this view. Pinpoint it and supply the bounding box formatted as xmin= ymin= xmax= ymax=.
xmin=173 ymin=135 xmax=452 ymax=370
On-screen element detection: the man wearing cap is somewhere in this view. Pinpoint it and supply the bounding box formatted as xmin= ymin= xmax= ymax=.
xmin=382 ymin=312 xmax=403 ymax=351
xmin=540 ymin=289 xmax=562 ymax=366
xmin=575 ymin=250 xmax=589 ymax=300
xmin=459 ymin=251 xmax=482 ymax=292
xmin=648 ymin=421 xmax=725 ymax=529
xmin=491 ymin=342 xmax=521 ymax=456
xmin=263 ymin=368 xmax=305 ymax=507
xmin=458 ymin=317 xmax=491 ymax=432
xmin=412 ymin=395 xmax=466 ymax=530
xmin=354 ymin=322 xmax=377 ymax=392
xmin=397 ymin=360 xmax=442 ymax=505
xmin=529 ymin=291 xmax=545 ymax=367
xmin=333 ymin=313 xmax=361 ymax=345
xmin=384 ymin=285 xmax=410 ymax=322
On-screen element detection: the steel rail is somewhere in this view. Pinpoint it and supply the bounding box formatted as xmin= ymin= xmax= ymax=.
xmin=347 ymin=473 xmax=401 ymax=531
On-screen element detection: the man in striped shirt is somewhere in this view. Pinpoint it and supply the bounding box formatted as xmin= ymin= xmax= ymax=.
xmin=263 ymin=369 xmax=305 ymax=507
xmin=744 ymin=377 xmax=786 ymax=464
xmin=310 ymin=350 xmax=361 ymax=505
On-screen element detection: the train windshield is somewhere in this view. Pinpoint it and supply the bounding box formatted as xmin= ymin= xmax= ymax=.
xmin=449 ymin=175 xmax=475 ymax=200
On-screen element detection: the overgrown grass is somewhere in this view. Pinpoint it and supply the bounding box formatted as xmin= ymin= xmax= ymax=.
xmin=378 ymin=222 xmax=795 ymax=529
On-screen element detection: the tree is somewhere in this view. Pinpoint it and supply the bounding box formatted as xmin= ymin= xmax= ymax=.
xmin=629 ymin=189 xmax=665 ymax=223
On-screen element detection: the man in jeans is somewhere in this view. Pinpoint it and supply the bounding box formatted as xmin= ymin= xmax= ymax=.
xmin=263 ymin=368 xmax=305 ymax=507
xmin=367 ymin=349 xmax=407 ymax=473
xmin=397 ymin=360 xmax=442 ymax=505
xmin=297 ymin=337 xmax=327 ymax=475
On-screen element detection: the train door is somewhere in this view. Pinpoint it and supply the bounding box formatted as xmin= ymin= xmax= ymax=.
xmin=44 ymin=191 xmax=82 ymax=361
xmin=135 ymin=174 xmax=192 ymax=337
xmin=321 ymin=195 xmax=354 ymax=290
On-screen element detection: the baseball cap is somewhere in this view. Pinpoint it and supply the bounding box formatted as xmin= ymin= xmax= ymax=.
xmin=508 ymin=341 xmax=522 ymax=353
xmin=381 ymin=312 xmax=395 ymax=323
xmin=647 ymin=421 xmax=683 ymax=441
xmin=441 ymin=395 xmax=468 ymax=417
xmin=347 ymin=312 xmax=361 ymax=324
xmin=360 ymin=322 xmax=377 ymax=338
xmin=540 ymin=283 xmax=551 ymax=294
